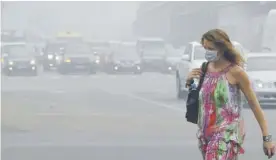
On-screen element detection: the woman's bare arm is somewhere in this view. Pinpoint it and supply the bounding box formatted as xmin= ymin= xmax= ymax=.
xmin=232 ymin=67 xmax=269 ymax=136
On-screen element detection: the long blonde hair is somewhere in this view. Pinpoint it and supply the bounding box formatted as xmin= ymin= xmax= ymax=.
xmin=201 ymin=29 xmax=245 ymax=66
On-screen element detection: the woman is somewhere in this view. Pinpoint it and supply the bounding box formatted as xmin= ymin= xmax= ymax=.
xmin=186 ymin=29 xmax=275 ymax=160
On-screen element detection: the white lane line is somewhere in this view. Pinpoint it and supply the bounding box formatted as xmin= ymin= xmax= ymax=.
xmin=71 ymin=75 xmax=81 ymax=79
xmin=50 ymin=76 xmax=61 ymax=79
xmin=1 ymin=141 xmax=198 ymax=148
xmin=35 ymin=112 xmax=144 ymax=117
xmin=123 ymin=93 xmax=185 ymax=113
xmin=1 ymin=140 xmax=260 ymax=148
xmin=97 ymin=87 xmax=185 ymax=113
xmin=1 ymin=141 xmax=193 ymax=148
xmin=49 ymin=90 xmax=65 ymax=94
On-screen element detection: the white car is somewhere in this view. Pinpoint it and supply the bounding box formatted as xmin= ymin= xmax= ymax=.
xmin=176 ymin=41 xmax=248 ymax=99
xmin=246 ymin=53 xmax=276 ymax=108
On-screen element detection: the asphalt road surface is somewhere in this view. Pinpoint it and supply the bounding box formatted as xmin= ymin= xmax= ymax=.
xmin=1 ymin=71 xmax=276 ymax=160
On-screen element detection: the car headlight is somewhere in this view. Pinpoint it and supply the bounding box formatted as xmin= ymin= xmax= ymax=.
xmin=30 ymin=60 xmax=36 ymax=65
xmin=254 ymin=80 xmax=274 ymax=89
xmin=8 ymin=61 xmax=14 ymax=65
xmin=95 ymin=59 xmax=100 ymax=64
xmin=64 ymin=58 xmax=71 ymax=63
xmin=55 ymin=56 xmax=60 ymax=60
xmin=48 ymin=54 xmax=54 ymax=59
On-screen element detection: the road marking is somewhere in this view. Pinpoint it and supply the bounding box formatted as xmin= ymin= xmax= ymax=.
xmin=123 ymin=93 xmax=185 ymax=113
xmin=1 ymin=140 xmax=261 ymax=148
xmin=1 ymin=141 xmax=198 ymax=148
xmin=35 ymin=112 xmax=149 ymax=117
xmin=50 ymin=90 xmax=65 ymax=94
xmin=97 ymin=87 xmax=185 ymax=113
xmin=50 ymin=76 xmax=61 ymax=80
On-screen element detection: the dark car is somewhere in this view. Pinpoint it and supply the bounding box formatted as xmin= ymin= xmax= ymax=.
xmin=88 ymin=41 xmax=112 ymax=71
xmin=3 ymin=45 xmax=38 ymax=76
xmin=105 ymin=42 xmax=142 ymax=74
xmin=42 ymin=41 xmax=66 ymax=71
xmin=56 ymin=43 xmax=98 ymax=75
xmin=137 ymin=38 xmax=168 ymax=73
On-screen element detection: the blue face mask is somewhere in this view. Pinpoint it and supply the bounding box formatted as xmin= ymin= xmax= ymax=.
xmin=205 ymin=50 xmax=219 ymax=62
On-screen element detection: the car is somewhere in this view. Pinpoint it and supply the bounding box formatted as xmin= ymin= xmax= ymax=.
xmin=42 ymin=41 xmax=67 ymax=71
xmin=2 ymin=44 xmax=38 ymax=76
xmin=176 ymin=41 xmax=248 ymax=99
xmin=164 ymin=44 xmax=182 ymax=73
xmin=137 ymin=38 xmax=168 ymax=73
xmin=245 ymin=53 xmax=276 ymax=108
xmin=88 ymin=40 xmax=112 ymax=71
xmin=105 ymin=42 xmax=142 ymax=74
xmin=56 ymin=43 xmax=97 ymax=75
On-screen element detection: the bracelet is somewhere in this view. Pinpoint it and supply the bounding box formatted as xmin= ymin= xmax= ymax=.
xmin=263 ymin=135 xmax=272 ymax=142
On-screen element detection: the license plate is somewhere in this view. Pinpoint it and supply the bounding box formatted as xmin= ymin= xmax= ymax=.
xmin=122 ymin=63 xmax=133 ymax=67
xmin=17 ymin=65 xmax=27 ymax=69
xmin=75 ymin=65 xmax=86 ymax=69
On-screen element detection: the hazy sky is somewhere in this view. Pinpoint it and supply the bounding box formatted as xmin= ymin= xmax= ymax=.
xmin=1 ymin=1 xmax=139 ymax=40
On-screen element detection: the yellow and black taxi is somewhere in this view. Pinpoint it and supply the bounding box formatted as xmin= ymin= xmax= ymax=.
xmin=2 ymin=44 xmax=38 ymax=76
xmin=56 ymin=43 xmax=98 ymax=75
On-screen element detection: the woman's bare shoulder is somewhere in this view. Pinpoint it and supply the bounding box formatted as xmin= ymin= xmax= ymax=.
xmin=229 ymin=65 xmax=245 ymax=76
xmin=229 ymin=64 xmax=249 ymax=83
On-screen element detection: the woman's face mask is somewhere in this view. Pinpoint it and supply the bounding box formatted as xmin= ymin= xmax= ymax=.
xmin=205 ymin=49 xmax=219 ymax=62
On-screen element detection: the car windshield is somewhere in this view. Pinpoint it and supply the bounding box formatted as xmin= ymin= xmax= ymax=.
xmin=140 ymin=42 xmax=166 ymax=56
xmin=46 ymin=43 xmax=66 ymax=52
xmin=247 ymin=56 xmax=276 ymax=71
xmin=194 ymin=46 xmax=206 ymax=60
xmin=7 ymin=46 xmax=31 ymax=58
xmin=166 ymin=45 xmax=180 ymax=57
xmin=65 ymin=43 xmax=91 ymax=54
xmin=91 ymin=47 xmax=106 ymax=53
xmin=115 ymin=46 xmax=139 ymax=60
xmin=90 ymin=42 xmax=109 ymax=49
xmin=1 ymin=32 xmax=26 ymax=42
xmin=120 ymin=45 xmax=136 ymax=53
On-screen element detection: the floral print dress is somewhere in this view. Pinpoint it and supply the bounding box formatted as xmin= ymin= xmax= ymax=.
xmin=197 ymin=64 xmax=246 ymax=160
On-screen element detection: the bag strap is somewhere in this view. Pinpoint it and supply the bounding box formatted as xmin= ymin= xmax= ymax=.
xmin=197 ymin=62 xmax=209 ymax=90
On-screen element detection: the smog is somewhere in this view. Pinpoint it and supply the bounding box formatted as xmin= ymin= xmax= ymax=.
xmin=1 ymin=1 xmax=276 ymax=160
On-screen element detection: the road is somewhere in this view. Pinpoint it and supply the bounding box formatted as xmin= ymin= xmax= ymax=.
xmin=1 ymin=71 xmax=276 ymax=160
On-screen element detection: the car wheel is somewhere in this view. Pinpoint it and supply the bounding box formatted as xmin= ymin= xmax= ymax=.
xmin=89 ymin=68 xmax=97 ymax=74
xmin=5 ymin=71 xmax=12 ymax=76
xmin=58 ymin=67 xmax=67 ymax=75
xmin=134 ymin=70 xmax=142 ymax=74
xmin=43 ymin=65 xmax=51 ymax=72
xmin=176 ymin=74 xmax=186 ymax=100
xmin=31 ymin=70 xmax=38 ymax=76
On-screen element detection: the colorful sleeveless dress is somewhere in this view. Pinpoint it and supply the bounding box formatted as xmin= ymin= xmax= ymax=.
xmin=197 ymin=64 xmax=246 ymax=160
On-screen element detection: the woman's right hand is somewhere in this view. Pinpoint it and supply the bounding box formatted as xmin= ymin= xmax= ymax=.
xmin=186 ymin=68 xmax=202 ymax=82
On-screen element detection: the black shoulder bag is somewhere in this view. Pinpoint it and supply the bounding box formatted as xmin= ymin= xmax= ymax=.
xmin=185 ymin=62 xmax=209 ymax=124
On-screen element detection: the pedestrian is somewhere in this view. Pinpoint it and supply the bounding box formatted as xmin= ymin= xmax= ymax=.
xmin=185 ymin=29 xmax=275 ymax=160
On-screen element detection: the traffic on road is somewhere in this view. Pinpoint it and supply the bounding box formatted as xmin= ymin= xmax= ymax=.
xmin=1 ymin=2 xmax=276 ymax=160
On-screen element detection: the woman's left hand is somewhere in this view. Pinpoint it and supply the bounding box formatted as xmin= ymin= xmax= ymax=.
xmin=263 ymin=141 xmax=276 ymax=159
